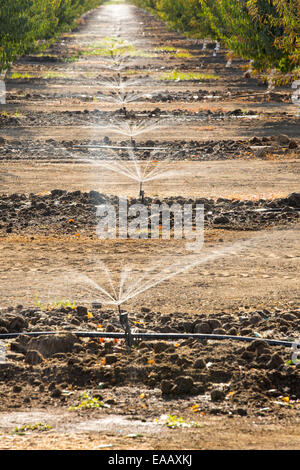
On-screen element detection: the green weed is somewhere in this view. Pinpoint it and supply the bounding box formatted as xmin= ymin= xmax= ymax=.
xmin=69 ymin=392 xmax=111 ymax=410
xmin=160 ymin=70 xmax=220 ymax=81
xmin=13 ymin=422 xmax=52 ymax=435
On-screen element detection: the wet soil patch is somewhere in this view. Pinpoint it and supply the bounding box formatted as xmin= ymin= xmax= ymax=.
xmin=0 ymin=190 xmax=299 ymax=236
xmin=0 ymin=304 xmax=299 ymax=418
xmin=0 ymin=108 xmax=265 ymax=129
xmin=0 ymin=135 xmax=298 ymax=162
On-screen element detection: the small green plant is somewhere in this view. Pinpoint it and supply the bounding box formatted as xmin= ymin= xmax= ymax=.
xmin=9 ymin=72 xmax=33 ymax=79
xmin=34 ymin=294 xmax=76 ymax=311
xmin=160 ymin=70 xmax=219 ymax=81
xmin=1 ymin=110 xmax=23 ymax=118
xmin=154 ymin=414 xmax=203 ymax=429
xmin=69 ymin=392 xmax=110 ymax=410
xmin=154 ymin=46 xmax=177 ymax=52
xmin=42 ymin=71 xmax=70 ymax=79
xmin=174 ymin=51 xmax=193 ymax=58
xmin=13 ymin=109 xmax=23 ymax=118
xmin=13 ymin=422 xmax=52 ymax=435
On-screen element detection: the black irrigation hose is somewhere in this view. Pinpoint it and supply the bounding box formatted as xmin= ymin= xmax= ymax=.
xmin=0 ymin=331 xmax=295 ymax=348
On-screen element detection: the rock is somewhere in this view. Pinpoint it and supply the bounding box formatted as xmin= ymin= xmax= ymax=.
xmin=213 ymin=215 xmax=230 ymax=224
xmin=228 ymin=327 xmax=237 ymax=335
xmin=10 ymin=335 xmax=30 ymax=354
xmin=250 ymin=137 xmax=261 ymax=144
xmin=249 ymin=313 xmax=262 ymax=325
xmin=161 ymin=379 xmax=174 ymax=395
xmin=0 ymin=318 xmax=9 ymax=329
xmin=141 ymin=307 xmax=151 ymax=313
xmin=213 ymin=328 xmax=227 ymax=335
xmin=193 ymin=358 xmax=206 ymax=369
xmin=8 ymin=315 xmax=27 ymax=332
xmin=277 ymin=134 xmax=290 ymax=145
xmin=241 ymin=350 xmax=256 ymax=361
xmin=153 ymin=341 xmax=169 ymax=354
xmin=194 ymin=322 xmax=212 ymax=334
xmin=51 ymin=189 xmax=66 ymax=197
xmin=282 ymin=313 xmax=297 ymax=321
xmin=247 ymin=340 xmax=270 ymax=355
xmin=267 ymin=353 xmax=284 ymax=369
xmin=76 ymin=306 xmax=88 ymax=316
xmin=27 ymin=333 xmax=77 ymax=357
xmin=25 ymin=350 xmax=44 ymax=365
xmin=208 ymin=319 xmax=222 ymax=330
xmin=236 ymin=407 xmax=247 ymax=416
xmin=209 ymin=368 xmax=232 ymax=382
xmin=174 ymin=375 xmax=194 ymax=394
xmin=179 ymin=321 xmax=194 ymax=333
xmin=284 ymin=193 xmax=300 ymax=208
xmin=105 ymin=354 xmax=118 ymax=365
xmin=211 ymin=389 xmax=225 ymax=402
xmin=51 ymin=387 xmax=62 ymax=398
xmin=288 ymin=140 xmax=298 ymax=149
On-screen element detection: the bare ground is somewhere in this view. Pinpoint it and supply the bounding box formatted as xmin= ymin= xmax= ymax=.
xmin=0 ymin=1 xmax=299 ymax=450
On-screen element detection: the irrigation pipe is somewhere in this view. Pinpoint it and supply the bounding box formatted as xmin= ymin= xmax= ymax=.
xmin=0 ymin=331 xmax=294 ymax=348
xmin=73 ymin=146 xmax=168 ymax=150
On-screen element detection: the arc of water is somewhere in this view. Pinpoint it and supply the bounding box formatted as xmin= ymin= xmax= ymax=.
xmin=0 ymin=170 xmax=18 ymax=183
xmin=291 ymin=80 xmax=300 ymax=117
xmin=100 ymin=119 xmax=162 ymax=140
xmin=97 ymin=90 xmax=152 ymax=105
xmin=75 ymin=272 xmax=118 ymax=305
xmin=213 ymin=42 xmax=220 ymax=57
xmin=115 ymin=233 xmax=274 ymax=305
xmin=97 ymin=75 xmax=142 ymax=91
xmin=0 ymin=78 xmax=6 ymax=104
xmin=69 ymin=232 xmax=272 ymax=309
xmin=82 ymin=147 xmax=179 ymax=187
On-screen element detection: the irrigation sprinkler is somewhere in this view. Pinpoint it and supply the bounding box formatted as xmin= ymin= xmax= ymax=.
xmin=81 ymin=146 xmax=180 ymax=199
xmin=291 ymin=80 xmax=300 ymax=117
xmin=0 ymin=78 xmax=6 ymax=104
xmin=213 ymin=42 xmax=220 ymax=57
xmin=266 ymin=69 xmax=277 ymax=95
xmin=60 ymin=232 xmax=287 ymax=349
xmin=98 ymin=119 xmax=163 ymax=145
xmin=139 ymin=181 xmax=145 ymax=203
xmin=225 ymin=51 xmax=234 ymax=68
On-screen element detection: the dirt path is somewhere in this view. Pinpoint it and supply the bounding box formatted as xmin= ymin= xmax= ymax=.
xmin=0 ymin=1 xmax=299 ymax=450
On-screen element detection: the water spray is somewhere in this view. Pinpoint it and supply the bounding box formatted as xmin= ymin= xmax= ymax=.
xmin=291 ymin=80 xmax=300 ymax=117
